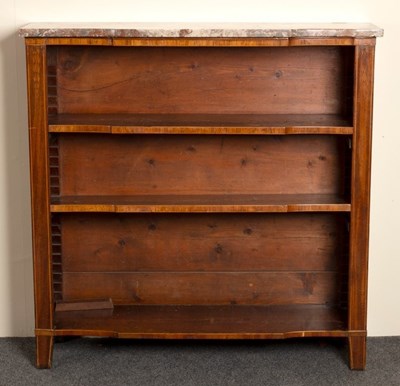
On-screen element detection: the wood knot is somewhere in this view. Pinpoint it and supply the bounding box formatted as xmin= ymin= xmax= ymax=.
xmin=243 ymin=228 xmax=253 ymax=235
xmin=275 ymin=70 xmax=283 ymax=78
xmin=62 ymin=59 xmax=80 ymax=72
xmin=302 ymin=273 xmax=316 ymax=294
xmin=215 ymin=244 xmax=223 ymax=254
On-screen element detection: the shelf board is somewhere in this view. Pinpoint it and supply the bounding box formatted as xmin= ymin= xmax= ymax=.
xmin=50 ymin=194 xmax=351 ymax=213
xmin=52 ymin=304 xmax=348 ymax=339
xmin=48 ymin=114 xmax=353 ymax=135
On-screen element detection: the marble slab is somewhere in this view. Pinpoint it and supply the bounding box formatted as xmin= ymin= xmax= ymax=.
xmin=19 ymin=22 xmax=383 ymax=38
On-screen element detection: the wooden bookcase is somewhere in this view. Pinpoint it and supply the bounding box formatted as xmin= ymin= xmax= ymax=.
xmin=20 ymin=23 xmax=382 ymax=369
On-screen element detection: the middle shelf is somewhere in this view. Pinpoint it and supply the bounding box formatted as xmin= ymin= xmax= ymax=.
xmin=49 ymin=134 xmax=351 ymax=205
xmin=50 ymin=194 xmax=350 ymax=213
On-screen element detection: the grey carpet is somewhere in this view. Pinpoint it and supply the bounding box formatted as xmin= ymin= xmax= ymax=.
xmin=0 ymin=337 xmax=399 ymax=386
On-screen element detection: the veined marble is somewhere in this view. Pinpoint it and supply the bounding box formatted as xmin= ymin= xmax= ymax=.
xmin=19 ymin=22 xmax=383 ymax=38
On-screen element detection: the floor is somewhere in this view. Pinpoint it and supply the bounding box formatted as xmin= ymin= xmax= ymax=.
xmin=0 ymin=337 xmax=399 ymax=385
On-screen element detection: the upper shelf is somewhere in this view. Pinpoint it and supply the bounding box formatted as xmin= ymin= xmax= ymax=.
xmin=48 ymin=114 xmax=353 ymax=135
xmin=19 ymin=22 xmax=383 ymax=38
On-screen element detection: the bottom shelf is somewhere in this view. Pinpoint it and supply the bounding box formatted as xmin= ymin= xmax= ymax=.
xmin=53 ymin=305 xmax=348 ymax=339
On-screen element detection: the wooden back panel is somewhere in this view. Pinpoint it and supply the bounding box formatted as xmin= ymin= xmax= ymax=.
xmin=59 ymin=213 xmax=348 ymax=306
xmin=62 ymin=271 xmax=344 ymax=306
xmin=61 ymin=213 xmax=348 ymax=272
xmin=54 ymin=46 xmax=354 ymax=115
xmin=57 ymin=134 xmax=349 ymax=196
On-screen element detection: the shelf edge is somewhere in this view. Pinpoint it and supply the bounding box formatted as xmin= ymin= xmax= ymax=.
xmin=48 ymin=125 xmax=353 ymax=135
xmin=36 ymin=328 xmax=365 ymax=339
xmin=50 ymin=203 xmax=351 ymax=213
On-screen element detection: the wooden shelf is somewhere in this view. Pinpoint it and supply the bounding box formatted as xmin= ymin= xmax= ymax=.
xmin=50 ymin=194 xmax=351 ymax=213
xmin=53 ymin=304 xmax=348 ymax=339
xmin=48 ymin=114 xmax=353 ymax=135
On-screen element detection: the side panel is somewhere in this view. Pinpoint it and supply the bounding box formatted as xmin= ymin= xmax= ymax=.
xmin=348 ymin=41 xmax=376 ymax=369
xmin=26 ymin=39 xmax=53 ymax=368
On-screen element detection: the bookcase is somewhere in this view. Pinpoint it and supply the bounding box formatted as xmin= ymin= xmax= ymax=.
xmin=20 ymin=23 xmax=382 ymax=369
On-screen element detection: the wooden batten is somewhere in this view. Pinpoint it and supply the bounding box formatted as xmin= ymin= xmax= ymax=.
xmin=55 ymin=298 xmax=113 ymax=312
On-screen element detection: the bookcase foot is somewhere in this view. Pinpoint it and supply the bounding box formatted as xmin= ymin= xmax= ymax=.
xmin=36 ymin=336 xmax=54 ymax=369
xmin=348 ymin=336 xmax=366 ymax=370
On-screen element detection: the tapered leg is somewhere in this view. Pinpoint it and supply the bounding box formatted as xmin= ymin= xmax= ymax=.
xmin=348 ymin=336 xmax=366 ymax=370
xmin=36 ymin=336 xmax=54 ymax=369
xmin=26 ymin=41 xmax=54 ymax=370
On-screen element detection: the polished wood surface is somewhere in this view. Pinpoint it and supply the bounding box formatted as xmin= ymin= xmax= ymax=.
xmin=348 ymin=43 xmax=375 ymax=370
xmin=48 ymin=113 xmax=353 ymax=135
xmin=50 ymin=194 xmax=350 ymax=213
xmin=53 ymin=305 xmax=348 ymax=338
xmin=114 ymin=37 xmax=362 ymax=47
xmin=35 ymin=336 xmax=53 ymax=369
xmin=55 ymin=298 xmax=113 ymax=312
xmin=23 ymin=30 xmax=379 ymax=369
xmin=21 ymin=35 xmax=382 ymax=48
xmin=25 ymin=39 xmax=54 ymax=369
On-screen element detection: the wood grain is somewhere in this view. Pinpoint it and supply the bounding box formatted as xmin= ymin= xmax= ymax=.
xmin=53 ymin=304 xmax=348 ymax=338
xmin=56 ymin=134 xmax=349 ymax=196
xmin=349 ymin=336 xmax=367 ymax=370
xmin=289 ymin=38 xmax=355 ymax=46
xmin=62 ymin=271 xmax=344 ymax=306
xmin=55 ymin=298 xmax=113 ymax=312
xmin=33 ymin=37 xmax=377 ymax=48
xmin=50 ymin=194 xmax=350 ymax=213
xmin=45 ymin=38 xmax=112 ymax=46
xmin=348 ymin=43 xmax=375 ymax=370
xmin=60 ymin=213 xmax=348 ymax=272
xmin=35 ymin=336 xmax=53 ymax=369
xmin=54 ymin=46 xmax=353 ymax=115
xmin=26 ymin=40 xmax=54 ymax=368
xmin=113 ymin=38 xmax=290 ymax=47
xmin=48 ymin=113 xmax=353 ymax=134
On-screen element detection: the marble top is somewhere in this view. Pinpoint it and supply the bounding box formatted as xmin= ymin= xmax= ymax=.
xmin=19 ymin=22 xmax=383 ymax=38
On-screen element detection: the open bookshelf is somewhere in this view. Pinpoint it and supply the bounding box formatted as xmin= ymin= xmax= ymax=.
xmin=21 ymin=23 xmax=382 ymax=369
